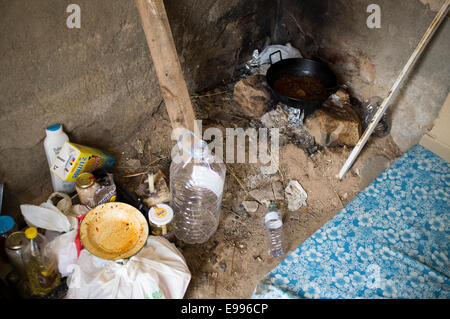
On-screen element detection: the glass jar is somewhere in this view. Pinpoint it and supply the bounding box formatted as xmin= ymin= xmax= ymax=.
xmin=76 ymin=172 xmax=100 ymax=208
xmin=148 ymin=204 xmax=174 ymax=241
xmin=5 ymin=231 xmax=26 ymax=276
xmin=0 ymin=216 xmax=18 ymax=261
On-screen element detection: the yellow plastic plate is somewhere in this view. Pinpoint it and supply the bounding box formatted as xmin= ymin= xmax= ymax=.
xmin=80 ymin=202 xmax=149 ymax=260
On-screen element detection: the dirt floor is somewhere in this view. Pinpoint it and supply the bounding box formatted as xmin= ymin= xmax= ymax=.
xmin=0 ymin=76 xmax=400 ymax=297
xmin=107 ymin=80 xmax=402 ymax=299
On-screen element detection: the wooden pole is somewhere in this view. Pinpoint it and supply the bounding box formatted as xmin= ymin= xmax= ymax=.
xmin=136 ymin=0 xmax=199 ymax=137
xmin=337 ymin=0 xmax=449 ymax=180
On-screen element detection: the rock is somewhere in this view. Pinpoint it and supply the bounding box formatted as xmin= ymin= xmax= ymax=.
xmin=360 ymin=58 xmax=376 ymax=84
xmin=327 ymin=89 xmax=350 ymax=108
xmin=233 ymin=74 xmax=273 ymax=118
xmin=272 ymin=182 xmax=284 ymax=200
xmin=232 ymin=200 xmax=244 ymax=213
xmin=285 ymin=180 xmax=308 ymax=211
xmin=305 ymin=103 xmax=362 ymax=147
xmin=242 ymin=201 xmax=259 ymax=213
xmin=335 ymin=89 xmax=350 ymax=103
xmin=245 ymin=174 xmax=280 ymax=190
xmin=132 ymin=139 xmax=145 ymax=155
xmin=259 ymin=152 xmax=280 ymax=176
xmin=249 ymin=184 xmax=275 ymax=206
xmin=259 ymin=105 xmax=288 ymax=129
xmin=126 ymin=158 xmax=141 ymax=169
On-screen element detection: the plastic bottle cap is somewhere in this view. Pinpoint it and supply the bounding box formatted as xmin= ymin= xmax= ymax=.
xmin=76 ymin=172 xmax=95 ymax=188
xmin=25 ymin=227 xmax=38 ymax=239
xmin=148 ymin=204 xmax=174 ymax=227
xmin=192 ymin=141 xmax=210 ymax=158
xmin=265 ymin=211 xmax=282 ymax=228
xmin=0 ymin=216 xmax=15 ymax=235
xmin=45 ymin=124 xmax=63 ymax=136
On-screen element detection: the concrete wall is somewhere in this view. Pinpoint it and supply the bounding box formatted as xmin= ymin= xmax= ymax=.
xmin=0 ymin=0 xmax=274 ymax=218
xmin=275 ymin=0 xmax=449 ymax=152
xmin=420 ymin=93 xmax=450 ymax=161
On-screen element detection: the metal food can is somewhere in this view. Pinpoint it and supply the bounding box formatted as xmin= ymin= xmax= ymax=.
xmin=5 ymin=231 xmax=26 ymax=275
xmin=148 ymin=204 xmax=174 ymax=241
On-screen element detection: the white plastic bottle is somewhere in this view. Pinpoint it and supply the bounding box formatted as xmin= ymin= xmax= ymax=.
xmin=44 ymin=124 xmax=76 ymax=193
xmin=170 ymin=133 xmax=226 ymax=244
xmin=265 ymin=203 xmax=285 ymax=257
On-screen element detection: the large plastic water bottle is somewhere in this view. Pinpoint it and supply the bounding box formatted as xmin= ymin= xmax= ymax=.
xmin=265 ymin=203 xmax=285 ymax=257
xmin=170 ymin=132 xmax=226 ymax=244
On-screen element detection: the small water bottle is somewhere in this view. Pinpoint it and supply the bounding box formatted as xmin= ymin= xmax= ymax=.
xmin=265 ymin=203 xmax=285 ymax=257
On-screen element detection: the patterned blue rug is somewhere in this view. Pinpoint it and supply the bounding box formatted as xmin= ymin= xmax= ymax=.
xmin=252 ymin=145 xmax=450 ymax=299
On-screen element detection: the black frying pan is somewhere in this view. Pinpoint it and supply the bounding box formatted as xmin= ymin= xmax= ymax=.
xmin=266 ymin=50 xmax=338 ymax=116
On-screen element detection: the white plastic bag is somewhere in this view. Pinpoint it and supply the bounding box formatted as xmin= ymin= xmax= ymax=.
xmin=66 ymin=236 xmax=191 ymax=299
xmin=258 ymin=43 xmax=302 ymax=65
xmin=20 ymin=193 xmax=79 ymax=277
xmin=20 ymin=202 xmax=72 ymax=233
xmin=46 ymin=217 xmax=79 ymax=277
xmin=48 ymin=192 xmax=72 ymax=215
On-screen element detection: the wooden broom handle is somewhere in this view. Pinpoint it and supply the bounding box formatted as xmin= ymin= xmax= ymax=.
xmin=136 ymin=0 xmax=199 ymax=137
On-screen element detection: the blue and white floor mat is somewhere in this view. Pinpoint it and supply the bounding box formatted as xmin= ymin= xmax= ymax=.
xmin=252 ymin=145 xmax=449 ymax=299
